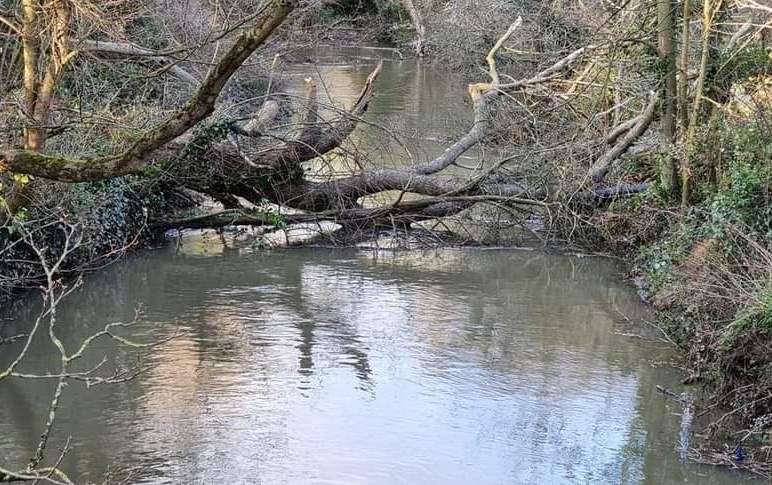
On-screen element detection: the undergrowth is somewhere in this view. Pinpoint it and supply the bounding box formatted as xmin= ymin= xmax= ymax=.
xmin=630 ymin=119 xmax=772 ymax=469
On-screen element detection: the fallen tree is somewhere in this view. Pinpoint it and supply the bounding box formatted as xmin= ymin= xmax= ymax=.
xmin=0 ymin=2 xmax=655 ymax=236
xmin=4 ymin=1 xmax=771 ymax=478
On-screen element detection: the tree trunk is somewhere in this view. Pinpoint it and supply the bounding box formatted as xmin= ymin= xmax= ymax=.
xmin=678 ymin=0 xmax=691 ymax=131
xmin=678 ymin=0 xmax=692 ymax=207
xmin=5 ymin=0 xmax=43 ymax=218
xmin=0 ymin=0 xmax=296 ymax=184
xmin=681 ymin=0 xmax=723 ymax=208
xmin=657 ymin=0 xmax=678 ymax=195
xmin=402 ymin=0 xmax=426 ymax=56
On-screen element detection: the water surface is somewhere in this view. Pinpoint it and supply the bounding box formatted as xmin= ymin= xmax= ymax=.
xmin=0 ymin=246 xmax=758 ymax=484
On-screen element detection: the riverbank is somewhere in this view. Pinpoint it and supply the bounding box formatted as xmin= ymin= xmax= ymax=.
xmin=570 ymin=115 xmax=771 ymax=474
xmin=0 ymin=172 xmax=206 ymax=307
xmin=631 ymin=207 xmax=771 ymax=474
xmin=2 ymin=189 xmax=770 ymax=477
xmin=1 ymin=179 xmax=147 ymax=303
xmin=329 ymin=7 xmax=772 ymax=471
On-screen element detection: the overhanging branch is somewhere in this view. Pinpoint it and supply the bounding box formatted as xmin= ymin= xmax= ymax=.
xmin=1 ymin=0 xmax=296 ymax=182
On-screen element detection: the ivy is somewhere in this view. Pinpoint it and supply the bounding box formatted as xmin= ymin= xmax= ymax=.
xmin=707 ymin=122 xmax=772 ymax=239
xmin=179 ymin=120 xmax=237 ymax=162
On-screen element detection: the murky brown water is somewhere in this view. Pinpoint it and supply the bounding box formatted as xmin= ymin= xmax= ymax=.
xmin=0 ymin=246 xmax=760 ymax=484
xmin=0 ymin=50 xmax=761 ymax=484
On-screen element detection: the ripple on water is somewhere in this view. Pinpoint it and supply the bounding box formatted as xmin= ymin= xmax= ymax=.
xmin=0 ymin=247 xmax=760 ymax=482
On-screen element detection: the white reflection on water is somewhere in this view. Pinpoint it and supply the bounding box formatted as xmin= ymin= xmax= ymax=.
xmin=1 ymin=247 xmax=759 ymax=484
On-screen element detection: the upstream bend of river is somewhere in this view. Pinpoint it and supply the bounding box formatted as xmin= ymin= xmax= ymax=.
xmin=0 ymin=48 xmax=761 ymax=484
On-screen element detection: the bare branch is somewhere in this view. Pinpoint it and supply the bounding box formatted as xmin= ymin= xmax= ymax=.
xmin=589 ymin=91 xmax=659 ymax=183
xmin=1 ymin=0 xmax=296 ymax=182
xmin=412 ymin=40 xmax=595 ymax=176
xmin=486 ymin=17 xmax=523 ymax=86
xmin=79 ymin=39 xmax=199 ymax=85
xmin=412 ymin=84 xmax=494 ymax=175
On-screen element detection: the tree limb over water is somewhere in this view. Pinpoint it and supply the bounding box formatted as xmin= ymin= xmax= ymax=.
xmin=0 ymin=2 xmax=653 ymax=233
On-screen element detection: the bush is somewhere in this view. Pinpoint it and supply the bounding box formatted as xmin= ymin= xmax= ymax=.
xmin=714 ymin=46 xmax=772 ymax=99
xmin=708 ymin=122 xmax=772 ymax=238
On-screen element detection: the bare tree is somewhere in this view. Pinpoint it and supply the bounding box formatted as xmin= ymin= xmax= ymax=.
xmin=0 ymin=217 xmax=157 ymax=483
xmin=1 ymin=1 xmax=656 ymax=242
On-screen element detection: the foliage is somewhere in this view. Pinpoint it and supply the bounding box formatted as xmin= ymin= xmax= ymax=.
xmin=261 ymin=204 xmax=288 ymax=230
xmin=636 ymin=131 xmax=771 ymax=296
xmin=635 ymin=209 xmax=700 ymax=293
xmin=714 ymin=46 xmax=772 ymax=96
xmin=178 ymin=120 xmax=237 ymax=162
xmin=627 ymin=115 xmax=772 ymax=459
xmin=707 ymin=122 xmax=772 ymax=238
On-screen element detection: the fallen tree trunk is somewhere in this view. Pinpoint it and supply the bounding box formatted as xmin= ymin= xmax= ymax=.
xmin=145 ymin=20 xmax=654 ymax=232
xmin=3 ymin=13 xmax=656 ymax=239
xmin=79 ymin=39 xmax=199 ymax=85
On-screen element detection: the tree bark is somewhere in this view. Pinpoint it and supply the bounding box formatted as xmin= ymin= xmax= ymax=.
xmin=678 ymin=0 xmax=691 ymax=131
xmin=589 ymin=92 xmax=659 ymax=183
xmin=657 ymin=0 xmax=678 ymax=194
xmin=401 ymin=0 xmax=426 ymax=56
xmin=681 ymin=0 xmax=723 ymax=208
xmin=2 ymin=15 xmax=649 ymax=235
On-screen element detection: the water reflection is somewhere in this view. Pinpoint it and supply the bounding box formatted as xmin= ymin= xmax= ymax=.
xmin=0 ymin=247 xmax=759 ymax=484
xmin=280 ymin=46 xmax=477 ymax=178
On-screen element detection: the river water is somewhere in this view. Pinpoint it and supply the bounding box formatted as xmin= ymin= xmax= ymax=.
xmin=0 ymin=49 xmax=760 ymax=484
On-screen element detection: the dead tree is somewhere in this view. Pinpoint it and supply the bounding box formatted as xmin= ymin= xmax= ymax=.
xmin=0 ymin=219 xmax=153 ymax=484
xmin=1 ymin=3 xmax=655 ymax=236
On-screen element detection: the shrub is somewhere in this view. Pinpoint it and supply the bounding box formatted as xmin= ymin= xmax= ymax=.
xmin=708 ymin=123 xmax=772 ymax=239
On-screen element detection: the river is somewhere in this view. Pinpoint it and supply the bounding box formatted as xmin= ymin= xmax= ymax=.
xmin=0 ymin=48 xmax=760 ymax=484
